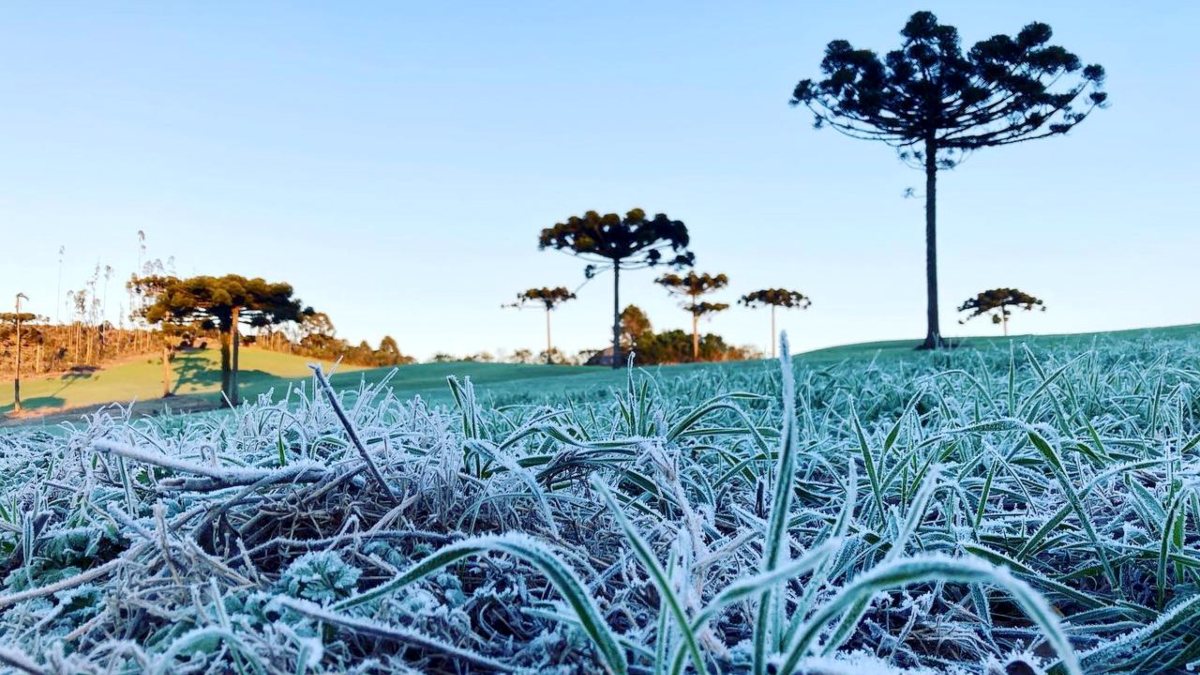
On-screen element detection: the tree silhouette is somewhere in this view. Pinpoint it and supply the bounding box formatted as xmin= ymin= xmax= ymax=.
xmin=539 ymin=209 xmax=693 ymax=368
xmin=131 ymin=275 xmax=307 ymax=405
xmin=510 ymin=287 xmax=576 ymax=364
xmin=2 ymin=293 xmax=35 ymax=413
xmin=791 ymin=11 xmax=1105 ymax=349
xmin=656 ymin=272 xmax=730 ymax=361
xmin=740 ymin=289 xmax=812 ymax=358
xmin=958 ymin=288 xmax=1045 ymax=336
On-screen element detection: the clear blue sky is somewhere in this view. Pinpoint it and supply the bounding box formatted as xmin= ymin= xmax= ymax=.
xmin=2 ymin=2 xmax=1197 ymax=360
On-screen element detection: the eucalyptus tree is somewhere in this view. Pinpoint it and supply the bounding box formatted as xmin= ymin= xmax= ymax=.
xmin=739 ymin=288 xmax=812 ymax=358
xmin=539 ymin=209 xmax=694 ymax=368
xmin=510 ymin=286 xmax=576 ymax=365
xmin=655 ymin=272 xmax=729 ymax=361
xmin=958 ymin=287 xmax=1045 ymax=336
xmin=131 ymin=275 xmax=308 ymax=405
xmin=791 ymin=11 xmax=1105 ymax=348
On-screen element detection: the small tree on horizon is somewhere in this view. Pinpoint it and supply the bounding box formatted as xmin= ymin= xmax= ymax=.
xmin=656 ymin=272 xmax=730 ymax=361
xmin=1 ymin=292 xmax=35 ymax=413
xmin=509 ymin=286 xmax=576 ymax=364
xmin=131 ymin=275 xmax=307 ymax=406
xmin=539 ymin=209 xmax=694 ymax=369
xmin=740 ymin=288 xmax=811 ymax=358
xmin=376 ymin=335 xmax=415 ymax=366
xmin=619 ymin=305 xmax=653 ymax=347
xmin=958 ymin=288 xmax=1045 ymax=336
xmin=791 ymin=11 xmax=1106 ymax=349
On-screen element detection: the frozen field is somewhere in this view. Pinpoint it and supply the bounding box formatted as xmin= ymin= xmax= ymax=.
xmin=1 ymin=330 xmax=1198 ymax=673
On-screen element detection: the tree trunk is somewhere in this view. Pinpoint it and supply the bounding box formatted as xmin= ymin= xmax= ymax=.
xmin=13 ymin=310 xmax=23 ymax=413
xmin=771 ymin=305 xmax=777 ymax=359
xmin=219 ymin=327 xmax=232 ymax=404
xmin=230 ymin=306 xmax=241 ymax=406
xmin=691 ymin=313 xmax=699 ymax=361
xmin=920 ymin=137 xmax=944 ymax=349
xmin=611 ymin=261 xmax=622 ymax=369
xmin=545 ymin=307 xmax=553 ymax=365
xmin=162 ymin=342 xmax=173 ymax=397
xmin=1003 ymin=315 xmax=1009 ymax=337
xmin=35 ymin=343 xmax=42 ymax=374
xmin=690 ymin=290 xmax=700 ymax=361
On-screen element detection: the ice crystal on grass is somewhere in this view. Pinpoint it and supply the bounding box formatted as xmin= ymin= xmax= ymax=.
xmin=281 ymin=552 xmax=362 ymax=604
xmin=1 ymin=330 xmax=1199 ymax=672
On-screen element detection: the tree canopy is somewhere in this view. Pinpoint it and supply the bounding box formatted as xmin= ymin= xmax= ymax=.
xmin=739 ymin=289 xmax=812 ymax=310
xmin=656 ymin=272 xmax=730 ymax=361
xmin=0 ymin=312 xmax=38 ymax=325
xmin=790 ymin=11 xmax=1104 ymax=349
xmin=658 ymin=276 xmax=730 ymax=319
xmin=0 ymin=313 xmax=40 ymax=348
xmin=538 ymin=209 xmax=694 ymax=277
xmin=655 ymin=272 xmax=728 ymax=298
xmin=619 ymin=305 xmax=653 ymax=345
xmin=685 ymin=301 xmax=729 ymax=318
xmin=131 ymin=274 xmax=308 ymax=404
xmin=740 ymin=289 xmax=811 ymax=358
xmin=790 ymin=11 xmax=1106 ymax=166
xmin=513 ymin=286 xmax=576 ymax=310
xmin=958 ymin=288 xmax=1045 ymax=335
xmin=538 ymin=209 xmax=694 ymax=368
xmin=132 ymin=275 xmax=307 ymax=332
xmin=510 ymin=287 xmax=577 ymax=364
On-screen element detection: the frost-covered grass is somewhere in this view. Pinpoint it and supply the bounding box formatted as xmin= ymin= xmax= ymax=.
xmin=1 ymin=331 xmax=1198 ymax=674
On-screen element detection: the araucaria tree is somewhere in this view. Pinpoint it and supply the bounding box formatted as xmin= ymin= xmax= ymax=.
xmin=655 ymin=272 xmax=729 ymax=361
xmin=958 ymin=287 xmax=1045 ymax=336
xmin=2 ymin=293 xmax=35 ymax=413
xmin=539 ymin=209 xmax=694 ymax=369
xmin=131 ymin=275 xmax=307 ymax=405
xmin=511 ymin=286 xmax=576 ymax=364
xmin=791 ymin=11 xmax=1105 ymax=349
xmin=740 ymin=288 xmax=811 ymax=358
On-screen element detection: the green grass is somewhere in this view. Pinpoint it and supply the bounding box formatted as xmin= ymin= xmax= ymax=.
xmin=2 ymin=322 xmax=1199 ymax=671
xmin=5 ymin=323 xmax=1198 ymax=418
xmin=0 ymin=349 xmax=362 ymax=415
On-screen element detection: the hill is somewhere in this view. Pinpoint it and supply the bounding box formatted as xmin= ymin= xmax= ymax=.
xmin=4 ymin=324 xmax=1198 ymax=424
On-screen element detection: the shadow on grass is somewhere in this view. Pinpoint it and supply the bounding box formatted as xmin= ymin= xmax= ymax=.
xmin=1 ymin=395 xmax=67 ymax=415
xmin=172 ymin=351 xmax=218 ymax=394
xmin=168 ymin=351 xmax=288 ymax=401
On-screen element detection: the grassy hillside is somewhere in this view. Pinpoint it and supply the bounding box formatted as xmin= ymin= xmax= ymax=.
xmin=0 ymin=349 xmax=363 ymax=415
xmin=2 ymin=321 xmax=1198 ymax=672
xmin=4 ymin=324 xmax=1198 ymax=419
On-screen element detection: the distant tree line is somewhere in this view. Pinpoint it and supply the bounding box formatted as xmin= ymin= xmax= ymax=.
xmin=258 ymin=310 xmax=414 ymax=368
xmin=0 ymin=322 xmax=158 ymax=378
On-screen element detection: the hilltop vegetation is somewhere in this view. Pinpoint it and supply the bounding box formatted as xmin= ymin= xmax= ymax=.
xmin=0 ymin=328 xmax=1197 ymax=672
